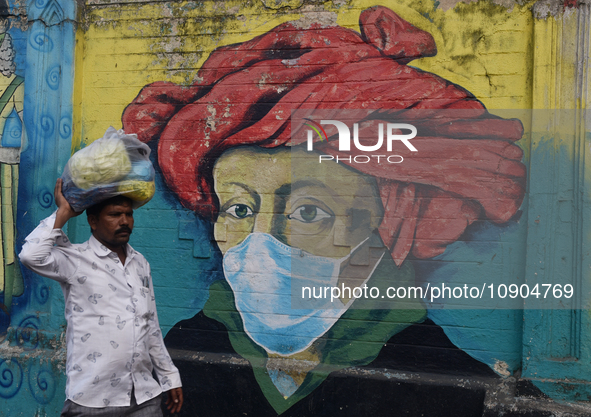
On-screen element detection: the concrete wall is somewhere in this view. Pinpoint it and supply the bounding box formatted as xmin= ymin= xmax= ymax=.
xmin=1 ymin=0 xmax=591 ymax=416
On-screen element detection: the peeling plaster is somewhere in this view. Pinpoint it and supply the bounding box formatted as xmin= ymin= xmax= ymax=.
xmin=436 ymin=0 xmax=587 ymax=18
xmin=494 ymin=360 xmax=511 ymax=377
xmin=0 ymin=331 xmax=66 ymax=370
xmin=533 ymin=0 xmax=567 ymax=18
xmin=261 ymin=0 xmax=345 ymax=8
xmin=261 ymin=0 xmax=305 ymax=10
xmin=162 ymin=2 xmax=175 ymax=18
xmin=292 ymin=5 xmax=338 ymax=28
xmin=533 ymin=0 xmax=588 ymax=18
xmin=438 ymin=0 xmax=521 ymax=12
xmin=8 ymin=0 xmax=28 ymax=30
xmin=266 ymin=356 xmax=319 ymax=374
xmin=205 ymin=104 xmax=217 ymax=140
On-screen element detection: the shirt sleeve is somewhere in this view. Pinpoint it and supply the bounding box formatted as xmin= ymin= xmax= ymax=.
xmin=145 ymin=261 xmax=183 ymax=391
xmin=18 ymin=211 xmax=78 ymax=284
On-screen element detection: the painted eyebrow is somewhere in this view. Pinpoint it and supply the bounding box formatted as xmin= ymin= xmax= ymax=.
xmin=224 ymin=179 xmax=336 ymax=210
xmin=224 ymin=182 xmax=261 ymax=208
xmin=273 ymin=180 xmax=332 ymax=200
xmin=288 ymin=179 xmax=337 ymax=199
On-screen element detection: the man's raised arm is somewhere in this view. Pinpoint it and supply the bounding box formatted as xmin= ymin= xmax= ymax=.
xmin=19 ymin=179 xmax=81 ymax=283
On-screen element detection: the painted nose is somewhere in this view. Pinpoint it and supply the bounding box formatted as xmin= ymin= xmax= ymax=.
xmin=252 ymin=212 xmax=274 ymax=235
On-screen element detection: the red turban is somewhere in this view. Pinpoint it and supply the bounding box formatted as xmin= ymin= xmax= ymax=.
xmin=122 ymin=6 xmax=526 ymax=266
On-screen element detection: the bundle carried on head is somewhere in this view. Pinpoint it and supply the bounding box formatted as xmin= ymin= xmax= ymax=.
xmin=61 ymin=127 xmax=155 ymax=212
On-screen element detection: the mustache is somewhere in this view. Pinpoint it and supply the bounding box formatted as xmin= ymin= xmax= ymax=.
xmin=115 ymin=226 xmax=132 ymax=235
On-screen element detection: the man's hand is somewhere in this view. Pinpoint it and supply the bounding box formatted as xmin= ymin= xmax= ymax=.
xmin=166 ymin=387 xmax=183 ymax=414
xmin=53 ymin=179 xmax=82 ymax=229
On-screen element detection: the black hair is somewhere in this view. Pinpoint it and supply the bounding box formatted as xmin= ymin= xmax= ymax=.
xmin=86 ymin=195 xmax=134 ymax=218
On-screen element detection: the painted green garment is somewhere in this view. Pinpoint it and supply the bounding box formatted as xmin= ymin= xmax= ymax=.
xmin=0 ymin=164 xmax=23 ymax=315
xmin=0 ymin=75 xmax=23 ymax=116
xmin=0 ymin=75 xmax=25 ymax=314
xmin=204 ymin=255 xmax=427 ymax=414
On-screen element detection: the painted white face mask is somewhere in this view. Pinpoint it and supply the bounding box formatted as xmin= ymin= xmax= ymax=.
xmin=223 ymin=233 xmax=368 ymax=356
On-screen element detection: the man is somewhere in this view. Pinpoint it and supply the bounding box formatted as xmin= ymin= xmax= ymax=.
xmin=19 ymin=178 xmax=183 ymax=416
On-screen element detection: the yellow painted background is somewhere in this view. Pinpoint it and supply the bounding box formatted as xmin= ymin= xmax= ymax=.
xmin=73 ymin=0 xmax=551 ymax=150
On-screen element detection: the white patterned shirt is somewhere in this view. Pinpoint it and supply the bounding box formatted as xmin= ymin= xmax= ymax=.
xmin=19 ymin=212 xmax=182 ymax=408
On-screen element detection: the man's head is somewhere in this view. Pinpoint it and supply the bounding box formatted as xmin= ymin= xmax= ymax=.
xmin=86 ymin=196 xmax=134 ymax=251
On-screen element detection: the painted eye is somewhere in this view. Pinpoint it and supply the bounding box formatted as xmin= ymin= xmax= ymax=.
xmin=288 ymin=205 xmax=332 ymax=223
xmin=225 ymin=204 xmax=253 ymax=219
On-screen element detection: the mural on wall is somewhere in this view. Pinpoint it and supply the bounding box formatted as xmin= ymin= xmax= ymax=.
xmin=0 ymin=0 xmax=24 ymax=332
xmin=122 ymin=5 xmax=527 ymax=416
xmin=0 ymin=30 xmax=24 ymax=319
xmin=2 ymin=0 xmax=589 ymax=415
xmin=0 ymin=0 xmax=75 ymax=412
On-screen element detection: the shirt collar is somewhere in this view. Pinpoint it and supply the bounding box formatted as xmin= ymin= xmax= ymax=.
xmin=88 ymin=234 xmax=138 ymax=262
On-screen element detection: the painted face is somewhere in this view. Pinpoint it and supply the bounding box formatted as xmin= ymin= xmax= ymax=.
xmin=213 ymin=146 xmax=387 ymax=355
xmin=88 ymin=201 xmax=134 ymax=250
xmin=213 ymin=146 xmax=384 ymax=259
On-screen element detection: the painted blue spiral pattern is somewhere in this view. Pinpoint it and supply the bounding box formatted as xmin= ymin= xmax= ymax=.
xmin=46 ymin=65 xmax=61 ymax=91
xmin=6 ymin=125 xmax=21 ymax=142
xmin=35 ymin=284 xmax=50 ymax=305
xmin=29 ymin=31 xmax=54 ymax=53
xmin=16 ymin=316 xmax=40 ymax=350
xmin=28 ymin=362 xmax=56 ymax=405
xmin=37 ymin=186 xmax=53 ymax=209
xmin=59 ymin=115 xmax=71 ymax=139
xmin=38 ymin=114 xmax=55 ymax=138
xmin=0 ymin=359 xmax=23 ymax=399
xmin=1 ymin=111 xmax=22 ymax=147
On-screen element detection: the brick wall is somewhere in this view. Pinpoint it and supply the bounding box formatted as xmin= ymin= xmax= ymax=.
xmin=2 ymin=0 xmax=591 ymax=416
